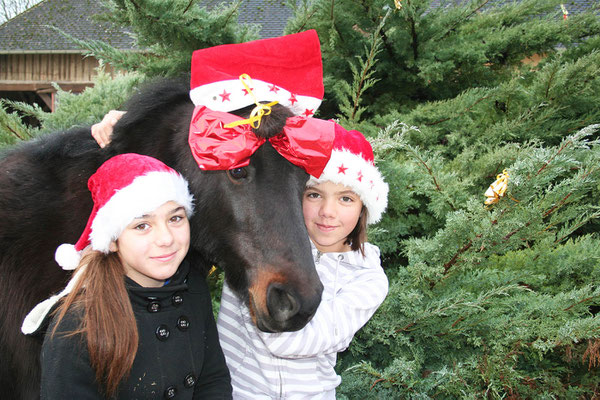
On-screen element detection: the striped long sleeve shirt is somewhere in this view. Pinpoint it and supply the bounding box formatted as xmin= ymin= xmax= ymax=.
xmin=217 ymin=242 xmax=389 ymax=399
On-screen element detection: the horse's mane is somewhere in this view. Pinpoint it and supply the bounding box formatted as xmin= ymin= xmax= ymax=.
xmin=109 ymin=75 xmax=293 ymax=155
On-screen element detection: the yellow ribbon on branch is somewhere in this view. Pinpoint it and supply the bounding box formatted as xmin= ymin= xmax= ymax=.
xmin=484 ymin=169 xmax=509 ymax=206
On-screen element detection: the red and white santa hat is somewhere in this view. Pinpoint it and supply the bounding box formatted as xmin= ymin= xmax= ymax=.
xmin=189 ymin=30 xmax=323 ymax=117
xmin=55 ymin=153 xmax=194 ymax=270
xmin=306 ymin=124 xmax=389 ymax=224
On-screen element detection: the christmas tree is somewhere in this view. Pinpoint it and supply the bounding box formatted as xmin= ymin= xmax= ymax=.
xmin=1 ymin=0 xmax=599 ymax=397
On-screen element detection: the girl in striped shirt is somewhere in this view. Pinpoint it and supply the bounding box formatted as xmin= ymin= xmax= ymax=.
xmin=217 ymin=123 xmax=390 ymax=399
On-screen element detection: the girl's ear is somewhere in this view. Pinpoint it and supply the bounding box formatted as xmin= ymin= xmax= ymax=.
xmin=109 ymin=241 xmax=118 ymax=252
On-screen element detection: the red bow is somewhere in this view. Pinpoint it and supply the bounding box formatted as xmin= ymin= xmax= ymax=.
xmin=188 ymin=106 xmax=334 ymax=178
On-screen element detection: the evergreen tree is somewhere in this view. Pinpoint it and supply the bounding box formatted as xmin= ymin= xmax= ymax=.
xmin=1 ymin=0 xmax=599 ymax=396
xmin=292 ymin=0 xmax=600 ymax=396
xmin=86 ymin=0 xmax=260 ymax=77
xmin=286 ymin=0 xmax=600 ymax=120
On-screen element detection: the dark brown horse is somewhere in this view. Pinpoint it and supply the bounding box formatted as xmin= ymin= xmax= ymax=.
xmin=0 ymin=77 xmax=323 ymax=399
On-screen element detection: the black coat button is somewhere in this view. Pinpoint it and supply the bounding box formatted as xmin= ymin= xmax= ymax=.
xmin=155 ymin=325 xmax=170 ymax=341
xmin=172 ymin=292 xmax=184 ymax=307
xmin=177 ymin=316 xmax=190 ymax=331
xmin=147 ymin=301 xmax=161 ymax=313
xmin=183 ymin=373 xmax=196 ymax=388
xmin=164 ymin=385 xmax=177 ymax=398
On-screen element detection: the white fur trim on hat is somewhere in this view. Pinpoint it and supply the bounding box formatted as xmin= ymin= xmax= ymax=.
xmin=189 ymin=78 xmax=322 ymax=117
xmin=90 ymin=171 xmax=194 ymax=253
xmin=307 ymin=149 xmax=389 ymax=224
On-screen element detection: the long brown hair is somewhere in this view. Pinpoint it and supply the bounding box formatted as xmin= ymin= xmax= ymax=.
xmin=51 ymin=251 xmax=138 ymax=397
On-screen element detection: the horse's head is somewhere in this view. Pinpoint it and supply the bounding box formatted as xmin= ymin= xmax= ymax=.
xmin=111 ymin=82 xmax=323 ymax=332
xmin=185 ymin=104 xmax=323 ymax=332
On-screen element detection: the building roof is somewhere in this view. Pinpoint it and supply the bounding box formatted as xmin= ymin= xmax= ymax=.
xmin=235 ymin=0 xmax=293 ymax=39
xmin=0 ymin=0 xmax=137 ymax=53
xmin=0 ymin=0 xmax=294 ymax=54
xmin=1 ymin=0 xmax=593 ymax=54
xmin=428 ymin=0 xmax=596 ymax=16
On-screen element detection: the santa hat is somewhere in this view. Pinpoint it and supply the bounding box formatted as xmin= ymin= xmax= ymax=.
xmin=189 ymin=30 xmax=323 ymax=117
xmin=55 ymin=153 xmax=194 ymax=270
xmin=306 ymin=124 xmax=388 ymax=224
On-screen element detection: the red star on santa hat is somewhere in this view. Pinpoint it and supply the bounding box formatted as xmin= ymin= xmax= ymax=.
xmin=338 ymin=164 xmax=348 ymax=174
xmin=219 ymin=90 xmax=231 ymax=102
xmin=303 ymin=108 xmax=314 ymax=117
xmin=289 ymin=94 xmax=298 ymax=105
xmin=357 ymin=171 xmax=364 ymax=182
xmin=269 ymin=84 xmax=280 ymax=93
xmin=242 ymin=88 xmax=254 ymax=96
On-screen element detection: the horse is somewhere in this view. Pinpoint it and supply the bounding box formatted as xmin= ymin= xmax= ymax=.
xmin=0 ymin=77 xmax=324 ymax=399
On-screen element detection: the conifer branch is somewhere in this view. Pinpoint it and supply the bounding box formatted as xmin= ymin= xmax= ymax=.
xmin=224 ymin=0 xmax=242 ymax=26
xmin=347 ymin=12 xmax=387 ymax=121
xmin=582 ymin=339 xmax=600 ymax=370
xmin=563 ymin=296 xmax=596 ymax=312
xmin=425 ymin=96 xmax=490 ymax=126
xmin=535 ymin=138 xmax=572 ymax=177
xmin=358 ymin=0 xmax=396 ymax=68
xmin=408 ymin=14 xmax=418 ymax=60
xmin=183 ymin=0 xmax=195 ymax=14
xmin=441 ymin=0 xmax=491 ymax=40
xmin=293 ymin=8 xmax=318 ymax=33
xmin=544 ymin=65 xmax=558 ymax=100
xmin=1 ymin=122 xmax=24 ymax=141
xmin=442 ymin=237 xmax=477 ymax=275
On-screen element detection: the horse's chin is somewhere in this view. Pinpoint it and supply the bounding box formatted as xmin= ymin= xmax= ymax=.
xmin=254 ymin=314 xmax=312 ymax=333
xmin=248 ymin=294 xmax=314 ymax=333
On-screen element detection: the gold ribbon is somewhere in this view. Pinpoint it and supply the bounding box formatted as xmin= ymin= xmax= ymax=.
xmin=224 ymin=74 xmax=279 ymax=129
xmin=484 ymin=169 xmax=509 ymax=205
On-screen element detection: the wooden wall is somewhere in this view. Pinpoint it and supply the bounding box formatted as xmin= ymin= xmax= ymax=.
xmin=0 ymin=53 xmax=113 ymax=92
xmin=0 ymin=52 xmax=116 ymax=111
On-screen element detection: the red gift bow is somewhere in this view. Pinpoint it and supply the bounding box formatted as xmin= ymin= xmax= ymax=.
xmin=188 ymin=106 xmax=334 ymax=178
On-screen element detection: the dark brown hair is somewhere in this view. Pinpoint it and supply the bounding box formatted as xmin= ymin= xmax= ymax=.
xmin=51 ymin=251 xmax=138 ymax=397
xmin=346 ymin=205 xmax=368 ymax=256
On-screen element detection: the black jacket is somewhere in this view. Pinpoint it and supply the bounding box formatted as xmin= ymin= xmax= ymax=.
xmin=40 ymin=260 xmax=232 ymax=399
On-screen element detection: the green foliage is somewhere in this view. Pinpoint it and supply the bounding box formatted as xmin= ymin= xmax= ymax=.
xmin=86 ymin=0 xmax=260 ymax=77
xmin=339 ymin=126 xmax=600 ymax=398
xmin=302 ymin=2 xmax=600 ymax=393
xmin=335 ymin=10 xmax=388 ymax=124
xmin=286 ymin=0 xmax=600 ymax=119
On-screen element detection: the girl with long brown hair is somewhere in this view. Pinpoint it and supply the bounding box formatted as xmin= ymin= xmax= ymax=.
xmin=23 ymin=153 xmax=232 ymax=399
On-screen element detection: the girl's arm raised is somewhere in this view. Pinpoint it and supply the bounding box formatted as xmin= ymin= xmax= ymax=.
xmin=256 ymin=265 xmax=388 ymax=359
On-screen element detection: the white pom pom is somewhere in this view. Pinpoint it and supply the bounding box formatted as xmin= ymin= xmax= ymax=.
xmin=55 ymin=244 xmax=81 ymax=270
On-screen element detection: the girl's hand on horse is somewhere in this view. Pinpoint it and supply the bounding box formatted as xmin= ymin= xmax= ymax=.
xmin=91 ymin=110 xmax=126 ymax=148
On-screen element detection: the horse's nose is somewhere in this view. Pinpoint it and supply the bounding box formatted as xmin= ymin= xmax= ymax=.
xmin=266 ymin=282 xmax=301 ymax=322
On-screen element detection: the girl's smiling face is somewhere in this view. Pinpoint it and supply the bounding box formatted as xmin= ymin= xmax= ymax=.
xmin=110 ymin=201 xmax=190 ymax=287
xmin=302 ymin=181 xmax=363 ymax=253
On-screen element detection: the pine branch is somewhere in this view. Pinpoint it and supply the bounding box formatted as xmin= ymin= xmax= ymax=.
xmin=182 ymin=0 xmax=195 ymax=14
xmin=441 ymin=0 xmax=492 ymax=40
xmin=347 ymin=11 xmax=388 ymax=121
xmin=223 ymin=0 xmax=242 ymax=26
xmin=425 ymin=95 xmax=491 ymax=126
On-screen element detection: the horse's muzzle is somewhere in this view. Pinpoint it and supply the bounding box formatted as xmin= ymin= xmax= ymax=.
xmin=248 ymin=270 xmax=323 ymax=333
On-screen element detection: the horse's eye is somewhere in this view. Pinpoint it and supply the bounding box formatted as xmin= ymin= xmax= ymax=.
xmin=228 ymin=167 xmax=248 ymax=180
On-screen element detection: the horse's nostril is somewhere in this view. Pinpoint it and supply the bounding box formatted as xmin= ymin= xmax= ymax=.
xmin=266 ymin=283 xmax=300 ymax=323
